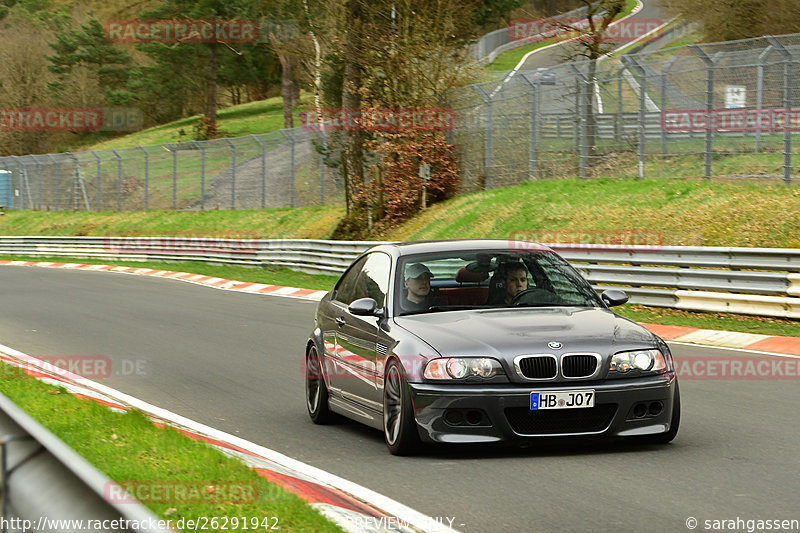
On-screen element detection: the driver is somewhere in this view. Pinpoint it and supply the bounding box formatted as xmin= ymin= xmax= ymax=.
xmin=502 ymin=263 xmax=528 ymax=304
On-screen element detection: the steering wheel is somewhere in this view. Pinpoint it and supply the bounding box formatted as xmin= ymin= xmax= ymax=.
xmin=510 ymin=288 xmax=559 ymax=306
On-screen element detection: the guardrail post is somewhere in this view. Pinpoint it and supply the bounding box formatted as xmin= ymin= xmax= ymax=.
xmin=280 ymin=129 xmax=296 ymax=207
xmin=471 ymin=85 xmax=493 ymax=189
xmin=767 ymin=36 xmax=793 ymax=185
xmin=89 ymin=150 xmax=102 ymax=209
xmin=689 ymin=45 xmax=717 ymax=180
xmin=223 ymin=138 xmax=236 ymax=209
xmin=519 ymin=72 xmax=540 ymax=180
xmin=110 ymin=149 xmax=122 ymax=211
xmin=251 ymin=134 xmax=267 ymax=209
xmin=136 ymin=145 xmax=149 ymax=210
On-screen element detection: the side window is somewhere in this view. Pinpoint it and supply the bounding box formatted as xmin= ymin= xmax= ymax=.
xmin=351 ymin=253 xmax=391 ymax=308
xmin=333 ymin=256 xmax=367 ymax=304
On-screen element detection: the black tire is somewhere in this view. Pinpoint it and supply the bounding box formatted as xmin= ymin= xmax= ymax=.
xmin=305 ymin=345 xmax=335 ymax=424
xmin=630 ymin=382 xmax=681 ymax=445
xmin=383 ymin=360 xmax=422 ymax=456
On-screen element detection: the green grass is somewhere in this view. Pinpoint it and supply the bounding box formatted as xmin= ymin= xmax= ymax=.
xmin=0 ymin=207 xmax=345 ymax=239
xmin=82 ymin=94 xmax=317 ymax=151
xmin=0 ymin=364 xmax=343 ymax=532
xmin=616 ymin=304 xmax=800 ymax=338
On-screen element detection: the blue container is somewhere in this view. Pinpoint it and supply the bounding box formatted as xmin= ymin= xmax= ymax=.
xmin=0 ymin=170 xmax=11 ymax=209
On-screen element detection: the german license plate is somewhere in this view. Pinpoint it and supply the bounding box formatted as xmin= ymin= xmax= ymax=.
xmin=531 ymin=390 xmax=595 ymax=410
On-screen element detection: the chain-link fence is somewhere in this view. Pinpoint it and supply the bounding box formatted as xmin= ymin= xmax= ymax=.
xmin=0 ymin=128 xmax=344 ymax=211
xmin=3 ymin=32 xmax=800 ymax=212
xmin=452 ymin=32 xmax=800 ymax=191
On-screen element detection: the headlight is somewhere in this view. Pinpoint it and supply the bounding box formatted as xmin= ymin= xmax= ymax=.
xmin=424 ymin=358 xmax=504 ymax=380
xmin=609 ymin=349 xmax=666 ymax=374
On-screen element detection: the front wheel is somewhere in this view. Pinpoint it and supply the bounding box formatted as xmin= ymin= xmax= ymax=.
xmin=383 ymin=360 xmax=422 ymax=455
xmin=305 ymin=345 xmax=335 ymax=424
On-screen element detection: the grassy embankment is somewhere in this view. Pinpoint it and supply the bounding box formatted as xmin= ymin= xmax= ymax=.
xmin=0 ymin=364 xmax=344 ymax=532
xmin=2 ymin=178 xmax=800 ymax=336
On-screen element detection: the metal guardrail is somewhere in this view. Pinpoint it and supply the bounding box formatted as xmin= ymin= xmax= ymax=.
xmin=1 ymin=237 xmax=799 ymax=319
xmin=0 ymin=391 xmax=171 ymax=532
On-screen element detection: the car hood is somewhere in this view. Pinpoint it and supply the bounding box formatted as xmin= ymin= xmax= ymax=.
xmin=393 ymin=307 xmax=656 ymax=357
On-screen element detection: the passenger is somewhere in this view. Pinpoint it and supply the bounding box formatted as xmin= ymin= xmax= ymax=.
xmin=401 ymin=263 xmax=435 ymax=311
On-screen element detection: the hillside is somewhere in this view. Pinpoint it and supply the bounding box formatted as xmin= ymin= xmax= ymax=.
xmin=2 ymin=179 xmax=799 ymax=249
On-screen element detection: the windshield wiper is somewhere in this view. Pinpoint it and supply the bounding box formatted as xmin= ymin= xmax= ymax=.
xmin=401 ymin=305 xmax=480 ymax=315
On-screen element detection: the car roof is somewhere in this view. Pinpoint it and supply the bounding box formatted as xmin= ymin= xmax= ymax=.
xmin=367 ymin=239 xmax=552 ymax=257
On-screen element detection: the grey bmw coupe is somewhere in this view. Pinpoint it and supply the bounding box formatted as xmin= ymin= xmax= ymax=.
xmin=304 ymin=240 xmax=680 ymax=455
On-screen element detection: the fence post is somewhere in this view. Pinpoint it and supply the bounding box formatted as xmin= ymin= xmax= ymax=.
xmin=755 ymin=46 xmax=773 ymax=153
xmin=165 ymin=144 xmax=177 ymax=209
xmin=280 ymin=129 xmax=296 ymax=207
xmin=318 ymin=130 xmax=326 ymax=204
xmin=472 ymin=85 xmax=493 ymax=189
xmin=767 ymin=36 xmax=793 ymax=185
xmin=64 ymin=152 xmax=89 ymax=211
xmin=47 ymin=154 xmax=60 ymax=211
xmin=32 ymin=155 xmax=44 ymax=210
xmin=136 ymin=146 xmax=149 ymax=210
xmin=689 ymin=45 xmax=716 ymax=180
xmin=223 ymin=138 xmax=236 ymax=209
xmin=198 ymin=142 xmax=207 ymax=210
xmin=111 ymin=149 xmax=122 ymax=211
xmin=251 ymin=134 xmax=267 ymax=209
xmin=621 ymin=56 xmax=647 ymax=179
xmin=661 ymin=57 xmax=678 ymax=156
xmin=89 ymin=150 xmax=102 ymax=210
xmin=616 ymin=68 xmax=624 ymax=146
xmin=519 ymin=72 xmax=540 ymax=180
xmin=570 ymin=64 xmax=589 ymax=180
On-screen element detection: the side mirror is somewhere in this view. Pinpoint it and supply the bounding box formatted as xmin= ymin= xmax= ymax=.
xmin=348 ymin=297 xmax=380 ymax=316
xmin=601 ymin=289 xmax=629 ymax=307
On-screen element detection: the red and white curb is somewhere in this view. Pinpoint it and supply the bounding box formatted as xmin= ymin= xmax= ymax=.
xmin=0 ymin=343 xmax=459 ymax=533
xmin=643 ymin=323 xmax=800 ymax=356
xmin=0 ymin=260 xmax=329 ymax=301
xmin=3 ymin=260 xmax=800 ymax=358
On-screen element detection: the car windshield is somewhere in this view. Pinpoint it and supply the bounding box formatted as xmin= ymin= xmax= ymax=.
xmin=395 ymin=249 xmax=602 ymax=315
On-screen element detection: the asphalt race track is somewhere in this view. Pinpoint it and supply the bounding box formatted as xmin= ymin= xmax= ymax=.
xmin=1 ymin=266 xmax=798 ymax=532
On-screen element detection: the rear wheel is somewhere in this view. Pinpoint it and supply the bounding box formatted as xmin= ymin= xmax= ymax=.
xmin=305 ymin=345 xmax=335 ymax=424
xmin=383 ymin=360 xmax=422 ymax=455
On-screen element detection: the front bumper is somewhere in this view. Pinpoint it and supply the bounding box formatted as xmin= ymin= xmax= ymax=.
xmin=408 ymin=374 xmax=677 ymax=444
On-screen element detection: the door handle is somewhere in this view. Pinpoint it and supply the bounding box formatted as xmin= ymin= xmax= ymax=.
xmin=335 ymin=316 xmax=346 ymax=327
